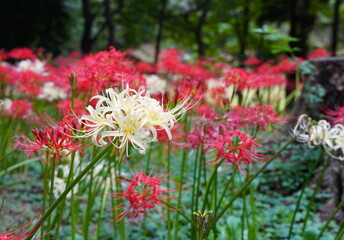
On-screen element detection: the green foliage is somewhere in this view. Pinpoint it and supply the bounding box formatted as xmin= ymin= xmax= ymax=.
xmin=303 ymin=84 xmax=326 ymax=103
xmin=252 ymin=26 xmax=300 ymax=55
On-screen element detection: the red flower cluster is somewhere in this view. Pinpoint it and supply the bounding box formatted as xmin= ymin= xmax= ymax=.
xmin=7 ymin=48 xmax=36 ymax=60
xmin=244 ymin=56 xmax=261 ymax=66
xmin=15 ymin=121 xmax=84 ymax=159
xmin=204 ymin=129 xmax=264 ymax=173
xmin=113 ymin=172 xmax=176 ymax=223
xmin=308 ymin=48 xmax=331 ymax=59
xmin=224 ymin=104 xmax=282 ymax=130
xmin=0 ymin=99 xmax=34 ymax=120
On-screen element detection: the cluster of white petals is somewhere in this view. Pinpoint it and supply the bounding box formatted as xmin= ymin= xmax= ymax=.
xmin=38 ymin=82 xmax=68 ymax=101
xmin=145 ymin=74 xmax=167 ymax=94
xmin=79 ymin=86 xmax=190 ymax=155
xmin=0 ymin=98 xmax=12 ymax=112
xmin=16 ymin=59 xmax=47 ymax=74
xmin=293 ymin=114 xmax=344 ymax=160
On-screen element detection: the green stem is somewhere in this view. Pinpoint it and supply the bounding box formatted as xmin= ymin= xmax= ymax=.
xmin=301 ymin=155 xmax=331 ymax=234
xmin=47 ymin=156 xmax=56 ymax=232
xmin=165 ymin=203 xmax=192 ymax=223
xmin=167 ymin=142 xmax=172 ymax=240
xmin=210 ymin=138 xmax=294 ymax=228
xmin=215 ymin=168 xmax=236 ymax=212
xmin=145 ymin=142 xmax=153 ymax=174
xmin=53 ymin=151 xmax=76 ymax=240
xmin=191 ymin=147 xmax=200 ymax=214
xmin=247 ymin=169 xmax=258 ymax=240
xmin=0 ymin=157 xmax=40 ymax=177
xmin=116 ymin=160 xmax=126 ymax=240
xmin=28 ymin=144 xmax=112 ymax=239
xmin=96 ymin=179 xmax=110 ymax=239
xmin=82 ymin=166 xmax=94 ymax=240
xmin=201 ymin=160 xmax=224 ymax=212
xmin=335 ymin=220 xmax=344 ymax=240
xmin=241 ymin=190 xmax=246 ymax=240
xmin=174 ymin=147 xmax=187 ymax=240
xmin=317 ymin=199 xmax=344 ymax=240
xmin=288 ymin=149 xmax=324 ymax=240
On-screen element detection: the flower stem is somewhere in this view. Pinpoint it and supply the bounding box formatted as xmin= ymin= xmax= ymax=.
xmin=47 ymin=155 xmax=56 ymax=232
xmin=288 ymin=149 xmax=324 ymax=240
xmin=167 ymin=142 xmax=172 ymax=240
xmin=209 ymin=138 xmax=294 ymax=229
xmin=27 ymin=144 xmax=112 ymax=239
xmin=174 ymin=147 xmax=187 ymax=240
xmin=215 ymin=168 xmax=236 ymax=212
xmin=335 ymin=220 xmax=344 ymax=240
xmin=301 ymin=154 xmax=331 ymax=235
xmin=201 ymin=159 xmax=224 ymax=212
xmin=316 ymin=199 xmax=344 ymax=240
xmin=96 ymin=179 xmax=110 ymax=239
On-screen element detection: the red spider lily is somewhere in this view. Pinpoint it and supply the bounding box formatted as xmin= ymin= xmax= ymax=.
xmin=7 ymin=48 xmax=36 ymax=60
xmin=308 ymin=48 xmax=331 ymax=59
xmin=0 ymin=49 xmax=7 ymax=61
xmin=186 ymin=120 xmax=222 ymax=149
xmin=15 ymin=122 xmax=84 ymax=159
xmin=56 ymin=99 xmax=85 ymax=116
xmin=224 ymin=104 xmax=282 ymax=130
xmin=0 ymin=99 xmax=34 ymax=120
xmin=196 ymin=104 xmax=217 ymax=121
xmin=204 ymin=130 xmax=264 ymax=174
xmin=157 ymin=124 xmax=185 ymax=145
xmin=0 ymin=201 xmax=41 ymax=240
xmin=10 ymin=100 xmax=33 ymax=119
xmin=324 ymin=106 xmax=344 ymax=125
xmin=223 ymin=68 xmax=250 ymax=90
xmin=112 ymin=172 xmax=177 ymax=223
xmin=244 ymin=56 xmax=261 ymax=66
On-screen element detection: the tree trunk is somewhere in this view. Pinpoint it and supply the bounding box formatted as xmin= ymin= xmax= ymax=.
xmin=104 ymin=0 xmax=115 ymax=47
xmin=239 ymin=0 xmax=250 ymax=62
xmin=288 ymin=0 xmax=316 ymax=57
xmin=81 ymin=0 xmax=94 ymax=53
xmin=290 ymin=57 xmax=344 ymax=221
xmin=154 ymin=0 xmax=167 ymax=64
xmin=331 ymin=0 xmax=341 ymax=56
xmin=195 ymin=0 xmax=211 ymax=58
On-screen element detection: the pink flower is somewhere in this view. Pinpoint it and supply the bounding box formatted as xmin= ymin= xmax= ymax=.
xmin=112 ymin=172 xmax=177 ymax=223
xmin=204 ymin=130 xmax=264 ymax=173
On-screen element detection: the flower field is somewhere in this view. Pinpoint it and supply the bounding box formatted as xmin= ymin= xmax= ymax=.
xmin=0 ymin=47 xmax=343 ymax=240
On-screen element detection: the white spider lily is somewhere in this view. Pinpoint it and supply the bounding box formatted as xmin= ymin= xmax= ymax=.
xmin=292 ymin=114 xmax=344 ymax=160
xmin=78 ymin=86 xmax=191 ymax=156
